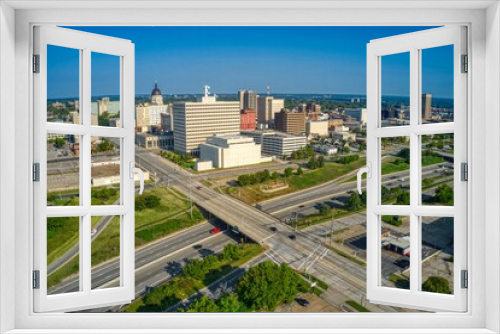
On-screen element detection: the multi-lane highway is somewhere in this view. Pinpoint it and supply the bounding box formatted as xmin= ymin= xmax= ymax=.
xmin=135 ymin=147 xmax=406 ymax=312
xmin=49 ymin=222 xmax=235 ymax=295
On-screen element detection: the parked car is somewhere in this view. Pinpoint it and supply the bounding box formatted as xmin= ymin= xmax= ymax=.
xmin=395 ymin=258 xmax=410 ymax=269
xmin=295 ymin=298 xmax=310 ymax=307
xmin=210 ymin=227 xmax=221 ymax=234
xmin=289 ymin=234 xmax=297 ymax=240
xmin=270 ymin=226 xmax=278 ymax=232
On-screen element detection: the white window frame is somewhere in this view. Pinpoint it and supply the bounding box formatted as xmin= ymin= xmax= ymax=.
xmin=32 ymin=26 xmax=136 ymax=312
xmin=366 ymin=26 xmax=467 ymax=312
xmin=0 ymin=2 xmax=498 ymax=334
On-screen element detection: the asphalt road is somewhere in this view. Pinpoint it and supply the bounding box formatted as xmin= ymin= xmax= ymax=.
xmin=134 ymin=147 xmax=403 ymax=312
xmin=49 ymin=222 xmax=232 ymax=295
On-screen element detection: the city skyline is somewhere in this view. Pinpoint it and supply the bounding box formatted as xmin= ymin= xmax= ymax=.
xmin=48 ymin=26 xmax=453 ymax=99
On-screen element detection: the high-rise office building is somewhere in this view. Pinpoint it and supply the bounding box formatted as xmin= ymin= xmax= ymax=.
xmin=257 ymin=96 xmax=284 ymax=126
xmin=274 ymin=110 xmax=306 ymax=134
xmin=173 ymin=86 xmax=240 ymax=156
xmin=422 ymin=93 xmax=432 ymax=120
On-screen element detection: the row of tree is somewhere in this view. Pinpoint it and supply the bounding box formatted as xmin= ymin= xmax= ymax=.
xmin=337 ymin=154 xmax=360 ymax=164
xmin=290 ymin=146 xmax=315 ymax=160
xmin=182 ymin=261 xmax=310 ymax=312
xmin=237 ymin=167 xmax=300 ymax=187
xmin=306 ymin=156 xmax=326 ymax=169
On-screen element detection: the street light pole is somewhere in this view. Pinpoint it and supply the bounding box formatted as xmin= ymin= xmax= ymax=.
xmin=295 ymin=211 xmax=299 ymax=231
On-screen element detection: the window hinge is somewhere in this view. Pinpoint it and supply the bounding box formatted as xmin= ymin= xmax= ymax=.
xmin=461 ymin=162 xmax=468 ymax=182
xmin=461 ymin=54 xmax=468 ymax=73
xmin=33 ymin=270 xmax=40 ymax=289
xmin=33 ymin=54 xmax=40 ymax=73
xmin=33 ymin=163 xmax=40 ymax=182
xmin=461 ymin=270 xmax=468 ymax=289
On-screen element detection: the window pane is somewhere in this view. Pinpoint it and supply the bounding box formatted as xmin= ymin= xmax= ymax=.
xmin=47 ymin=45 xmax=80 ymax=124
xmin=421 ymin=133 xmax=454 ymax=206
xmin=381 ymin=52 xmax=410 ymax=127
xmin=91 ymin=52 xmax=121 ymax=127
xmin=47 ymin=216 xmax=80 ymax=295
xmin=421 ymin=45 xmax=454 ymax=124
xmin=91 ymin=137 xmax=121 ymax=205
xmin=92 ymin=216 xmax=121 ymax=289
xmin=421 ymin=216 xmax=454 ymax=295
xmin=47 ymin=133 xmax=80 ymax=206
xmin=380 ymin=136 xmax=410 ymax=205
xmin=380 ymin=215 xmax=410 ymax=290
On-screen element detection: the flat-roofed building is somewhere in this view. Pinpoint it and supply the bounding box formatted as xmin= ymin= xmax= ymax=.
xmin=274 ymin=110 xmax=306 ymax=134
xmin=199 ymin=134 xmax=266 ymax=169
xmin=344 ymin=108 xmax=367 ymax=125
xmin=257 ymin=96 xmax=284 ymax=127
xmin=240 ymin=109 xmax=256 ymax=130
xmin=173 ymin=86 xmax=240 ymax=156
xmin=306 ymin=120 xmax=329 ymax=137
xmin=241 ymin=130 xmax=307 ymax=158
xmin=135 ymin=131 xmax=174 ymax=150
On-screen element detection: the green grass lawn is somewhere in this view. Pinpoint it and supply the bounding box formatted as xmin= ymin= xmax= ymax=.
xmin=122 ymin=244 xmax=263 ymax=312
xmin=47 ymin=187 xmax=120 ymax=265
xmin=346 ymin=300 xmax=371 ymax=312
xmin=229 ymin=158 xmax=367 ymax=205
xmin=47 ymin=186 xmax=205 ymax=289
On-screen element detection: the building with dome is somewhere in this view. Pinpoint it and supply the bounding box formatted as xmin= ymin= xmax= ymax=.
xmin=135 ymin=82 xmax=172 ymax=131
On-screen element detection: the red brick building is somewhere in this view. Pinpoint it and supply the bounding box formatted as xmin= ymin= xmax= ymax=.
xmin=240 ymin=109 xmax=256 ymax=130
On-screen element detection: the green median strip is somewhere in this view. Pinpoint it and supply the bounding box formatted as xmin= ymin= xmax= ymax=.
xmin=346 ymin=300 xmax=371 ymax=312
xmin=323 ymin=243 xmax=366 ymax=268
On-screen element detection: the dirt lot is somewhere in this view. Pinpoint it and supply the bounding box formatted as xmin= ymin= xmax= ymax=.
xmin=275 ymin=293 xmax=340 ymax=313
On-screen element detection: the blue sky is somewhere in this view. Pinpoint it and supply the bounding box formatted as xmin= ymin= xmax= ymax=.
xmin=47 ymin=26 xmax=453 ymax=99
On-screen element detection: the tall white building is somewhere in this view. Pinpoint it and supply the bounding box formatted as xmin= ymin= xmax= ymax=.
xmin=135 ymin=83 xmax=170 ymax=131
xmin=173 ymin=86 xmax=240 ymax=156
xmin=257 ymin=96 xmax=284 ymax=127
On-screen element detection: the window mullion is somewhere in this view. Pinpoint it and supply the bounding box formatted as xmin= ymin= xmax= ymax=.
xmin=409 ymin=47 xmax=420 ymax=294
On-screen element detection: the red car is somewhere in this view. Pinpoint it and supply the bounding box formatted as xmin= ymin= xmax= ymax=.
xmin=210 ymin=227 xmax=221 ymax=234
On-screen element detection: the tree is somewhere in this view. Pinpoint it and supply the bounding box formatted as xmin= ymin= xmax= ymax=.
xmin=184 ymin=295 xmax=219 ymax=312
xmin=98 ymin=111 xmax=110 ymax=126
xmin=271 ymin=172 xmax=280 ymax=180
xmin=396 ymin=191 xmax=410 ymax=205
xmin=54 ymin=137 xmax=65 ymax=148
xmin=217 ymin=293 xmax=246 ymax=312
xmin=343 ymin=146 xmax=350 ymax=153
xmin=381 ymin=186 xmax=392 ymax=201
xmin=296 ymin=167 xmax=304 ymax=175
xmin=284 ymin=167 xmax=293 ymax=177
xmin=182 ymin=259 xmax=209 ymax=280
xmin=398 ymin=148 xmax=410 ymax=163
xmin=237 ymin=262 xmax=306 ymax=311
xmin=320 ymin=204 xmax=332 ymax=216
xmin=221 ymin=243 xmax=242 ymax=261
xmin=422 ymin=276 xmax=451 ymax=294
xmin=307 ymin=156 xmax=317 ymax=169
xmin=434 ymin=184 xmax=453 ymax=205
xmin=317 ymin=156 xmax=326 ymax=168
xmin=345 ymin=193 xmax=363 ymax=211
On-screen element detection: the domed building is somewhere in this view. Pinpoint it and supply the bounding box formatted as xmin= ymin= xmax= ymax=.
xmin=135 ymin=82 xmax=172 ymax=133
xmin=150 ymin=82 xmax=163 ymax=106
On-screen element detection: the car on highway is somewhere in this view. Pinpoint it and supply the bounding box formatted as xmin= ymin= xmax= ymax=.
xmin=295 ymin=298 xmax=310 ymax=307
xmin=91 ymin=228 xmax=97 ymax=237
xmin=289 ymin=234 xmax=297 ymax=240
xmin=210 ymin=227 xmax=221 ymax=234
xmin=193 ymin=244 xmax=203 ymax=250
xmin=270 ymin=226 xmax=278 ymax=232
